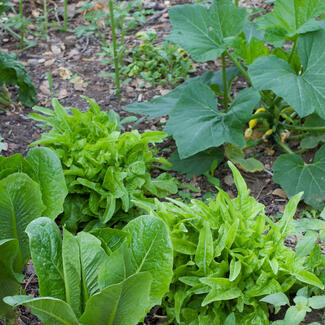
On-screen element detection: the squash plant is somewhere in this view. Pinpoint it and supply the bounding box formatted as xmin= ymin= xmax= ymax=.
xmin=0 ymin=50 xmax=36 ymax=108
xmin=135 ymin=162 xmax=325 ymax=324
xmin=124 ymin=0 xmax=325 ymax=210
xmin=0 ymin=148 xmax=67 ymax=321
xmin=4 ymin=215 xmax=173 ymax=325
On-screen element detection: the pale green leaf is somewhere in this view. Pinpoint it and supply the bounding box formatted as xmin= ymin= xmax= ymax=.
xmin=26 ymin=147 xmax=67 ymax=220
xmin=225 ymin=144 xmax=264 ymax=172
xmin=260 ymin=292 xmax=289 ymax=307
xmin=195 ymin=221 xmax=214 ymax=275
xmin=123 ymin=215 xmax=173 ymax=305
xmin=26 ymin=218 xmax=65 ymax=300
xmin=62 ymin=228 xmax=81 ymax=318
xmin=0 ymin=239 xmax=20 ymax=318
xmin=79 ymin=272 xmax=151 ymax=325
xmin=4 ymin=295 xmax=79 ymax=325
xmin=0 ymin=173 xmax=45 ymax=271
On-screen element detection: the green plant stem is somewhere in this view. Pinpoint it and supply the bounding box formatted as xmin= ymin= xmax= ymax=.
xmin=225 ymin=49 xmax=252 ymax=85
xmin=43 ymin=0 xmax=48 ymax=36
xmin=108 ymin=0 xmax=121 ymax=99
xmin=221 ymin=52 xmax=228 ymax=111
xmin=235 ymin=0 xmax=239 ymax=6
xmin=294 ymin=148 xmax=309 ymax=155
xmin=63 ymin=0 xmax=68 ymax=31
xmin=287 ymin=133 xmax=310 ymax=141
xmin=250 ymin=111 xmax=272 ymax=121
xmin=274 ymin=135 xmax=294 ymax=154
xmin=243 ymin=139 xmax=264 ymax=150
xmin=283 ymin=124 xmax=325 ymax=132
xmin=288 ymin=38 xmax=297 ymax=64
xmin=19 ymin=0 xmax=24 ymax=48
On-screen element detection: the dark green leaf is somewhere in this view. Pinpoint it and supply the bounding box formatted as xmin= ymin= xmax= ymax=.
xmin=249 ymin=29 xmax=325 ymax=119
xmin=123 ymin=71 xmax=214 ymax=118
xmin=273 ymin=145 xmax=325 ymax=209
xmin=169 ymin=148 xmax=224 ymax=179
xmin=166 ymin=82 xmax=260 ymax=158
xmin=257 ymin=0 xmax=325 ymax=36
xmin=0 ymin=51 xmax=36 ymax=107
xmin=166 ymin=1 xmax=247 ymax=62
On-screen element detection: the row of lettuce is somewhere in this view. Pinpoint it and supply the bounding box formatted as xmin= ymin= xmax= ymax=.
xmin=0 ymin=99 xmax=325 ymax=325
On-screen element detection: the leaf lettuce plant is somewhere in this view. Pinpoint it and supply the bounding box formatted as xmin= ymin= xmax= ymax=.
xmin=135 ymin=162 xmax=325 ymax=324
xmin=0 ymin=147 xmax=67 ymax=320
xmin=29 ymin=97 xmax=178 ymax=231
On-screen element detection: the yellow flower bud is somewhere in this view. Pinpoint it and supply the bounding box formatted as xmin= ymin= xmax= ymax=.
xmin=264 ymin=129 xmax=273 ymax=136
xmin=245 ymin=128 xmax=253 ymax=140
xmin=249 ymin=119 xmax=258 ymax=129
xmin=255 ymin=107 xmax=266 ymax=113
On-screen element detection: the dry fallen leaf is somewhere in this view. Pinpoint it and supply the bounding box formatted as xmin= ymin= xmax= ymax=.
xmin=272 ymin=188 xmax=287 ymax=199
xmin=31 ymin=9 xmax=40 ymax=18
xmin=51 ymin=45 xmax=61 ymax=55
xmin=70 ymin=76 xmax=86 ymax=91
xmin=1 ymin=142 xmax=8 ymax=151
xmin=44 ymin=59 xmax=56 ymax=67
xmin=58 ymin=89 xmax=69 ymax=99
xmin=40 ymin=80 xmax=50 ymax=95
xmin=224 ymin=174 xmax=234 ymax=186
xmin=59 ymin=67 xmax=72 ymax=80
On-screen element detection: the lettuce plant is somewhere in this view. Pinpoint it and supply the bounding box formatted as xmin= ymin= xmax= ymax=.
xmin=136 ymin=162 xmax=325 ymax=324
xmin=124 ymin=0 xmax=325 ymax=209
xmin=261 ymin=288 xmax=325 ymax=325
xmin=4 ymin=215 xmax=173 ymax=325
xmin=29 ymin=97 xmax=178 ymax=231
xmin=0 ymin=147 xmax=67 ymax=320
xmin=0 ymin=50 xmax=36 ymax=107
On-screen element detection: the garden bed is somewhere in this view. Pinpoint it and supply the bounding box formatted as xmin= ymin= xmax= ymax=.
xmin=0 ymin=0 xmax=325 ymax=324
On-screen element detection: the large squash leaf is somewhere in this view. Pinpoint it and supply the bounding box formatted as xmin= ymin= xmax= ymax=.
xmin=273 ymin=145 xmax=325 ymax=209
xmin=0 ymin=173 xmax=44 ymax=271
xmin=248 ymin=29 xmax=325 ymax=119
xmin=26 ymin=147 xmax=67 ymax=220
xmin=79 ymin=272 xmax=152 ymax=325
xmin=165 ymin=82 xmax=260 ymax=159
xmin=26 ymin=218 xmax=65 ymax=300
xmin=257 ymin=0 xmax=325 ymax=37
xmin=166 ymin=0 xmax=247 ymax=62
